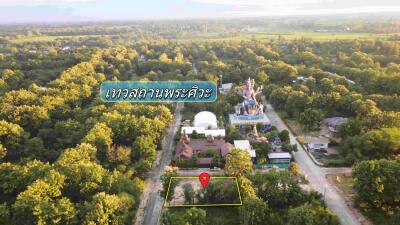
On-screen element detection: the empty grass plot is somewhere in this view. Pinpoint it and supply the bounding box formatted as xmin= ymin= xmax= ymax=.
xmin=164 ymin=176 xmax=242 ymax=207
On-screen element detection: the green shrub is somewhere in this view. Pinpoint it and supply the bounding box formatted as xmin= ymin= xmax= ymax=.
xmin=174 ymin=159 xmax=197 ymax=168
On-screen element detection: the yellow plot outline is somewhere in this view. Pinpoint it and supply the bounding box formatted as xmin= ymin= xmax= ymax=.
xmin=163 ymin=176 xmax=243 ymax=207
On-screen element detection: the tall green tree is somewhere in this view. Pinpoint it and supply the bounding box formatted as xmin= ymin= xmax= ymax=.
xmin=81 ymin=192 xmax=132 ymax=225
xmin=225 ymin=148 xmax=253 ymax=177
xmin=239 ymin=196 xmax=268 ymax=225
xmin=185 ymin=207 xmax=206 ymax=225
xmin=12 ymin=170 xmax=77 ymax=225
xmin=287 ymin=203 xmax=340 ymax=225
xmin=0 ymin=120 xmax=26 ymax=159
xmin=340 ymin=127 xmax=400 ymax=162
xmin=299 ymin=108 xmax=323 ymax=131
xmin=56 ymin=144 xmax=108 ymax=201
xmin=82 ymin=122 xmax=113 ymax=162
xmin=353 ymin=159 xmax=400 ymax=213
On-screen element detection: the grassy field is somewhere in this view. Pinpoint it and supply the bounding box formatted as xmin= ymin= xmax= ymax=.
xmin=326 ymin=173 xmax=355 ymax=199
xmin=8 ymin=31 xmax=399 ymax=44
xmin=10 ymin=36 xmax=60 ymax=43
xmin=177 ymin=31 xmax=400 ymax=42
xmin=10 ymin=34 xmax=115 ymax=44
xmin=275 ymin=110 xmax=319 ymax=137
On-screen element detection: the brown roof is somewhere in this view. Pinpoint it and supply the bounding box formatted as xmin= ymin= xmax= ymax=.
xmin=181 ymin=142 xmax=193 ymax=159
xmin=175 ymin=139 xmax=233 ymax=160
xmin=221 ymin=142 xmax=234 ymax=157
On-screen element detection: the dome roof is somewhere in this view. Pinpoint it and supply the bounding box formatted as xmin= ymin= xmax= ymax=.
xmin=194 ymin=111 xmax=217 ymax=129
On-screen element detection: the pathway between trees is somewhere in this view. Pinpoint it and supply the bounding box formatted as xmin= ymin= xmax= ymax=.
xmin=134 ymin=103 xmax=183 ymax=225
xmin=262 ymin=96 xmax=361 ymax=225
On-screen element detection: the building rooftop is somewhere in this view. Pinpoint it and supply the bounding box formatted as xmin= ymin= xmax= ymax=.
xmin=194 ymin=111 xmax=217 ymax=129
xmin=234 ymin=140 xmax=256 ymax=158
xmin=234 ymin=140 xmax=251 ymax=150
xmin=182 ymin=126 xmax=206 ymax=134
xmin=175 ymin=139 xmax=234 ymax=160
xmin=181 ymin=126 xmax=226 ymax=137
xmin=323 ymin=117 xmax=348 ymax=127
xmin=268 ymin=152 xmax=292 ymax=159
xmin=221 ymin=83 xmax=233 ymax=90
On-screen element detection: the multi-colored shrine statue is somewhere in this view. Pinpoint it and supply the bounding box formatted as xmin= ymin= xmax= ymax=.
xmin=229 ymin=78 xmax=271 ymax=129
xmin=234 ymin=78 xmax=264 ymax=120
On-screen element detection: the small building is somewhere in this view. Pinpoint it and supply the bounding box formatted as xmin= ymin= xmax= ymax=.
xmin=234 ymin=140 xmax=256 ymax=158
xmin=293 ymin=76 xmax=307 ymax=83
xmin=62 ymin=46 xmax=71 ymax=52
xmin=219 ymin=83 xmax=233 ymax=94
xmin=323 ymin=117 xmax=348 ymax=132
xmin=138 ymin=54 xmax=146 ymax=62
xmin=268 ymin=152 xmax=292 ymax=164
xmin=271 ymin=136 xmax=282 ymax=149
xmin=303 ymin=136 xmax=330 ymax=150
xmin=194 ymin=111 xmax=218 ymax=129
xmin=181 ymin=126 xmax=226 ymax=137
xmin=39 ymin=86 xmax=48 ymax=92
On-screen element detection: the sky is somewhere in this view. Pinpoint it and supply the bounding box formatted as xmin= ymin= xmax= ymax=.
xmin=0 ymin=0 xmax=400 ymax=23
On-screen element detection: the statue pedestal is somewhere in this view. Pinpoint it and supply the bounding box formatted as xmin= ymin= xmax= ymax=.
xmin=228 ymin=113 xmax=271 ymax=128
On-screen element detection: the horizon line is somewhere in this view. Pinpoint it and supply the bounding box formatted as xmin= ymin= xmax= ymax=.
xmin=0 ymin=12 xmax=400 ymax=26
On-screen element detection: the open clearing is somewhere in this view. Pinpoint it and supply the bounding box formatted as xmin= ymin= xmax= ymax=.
xmin=164 ymin=176 xmax=242 ymax=207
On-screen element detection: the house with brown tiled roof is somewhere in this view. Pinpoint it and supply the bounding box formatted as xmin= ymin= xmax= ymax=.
xmin=175 ymin=130 xmax=234 ymax=167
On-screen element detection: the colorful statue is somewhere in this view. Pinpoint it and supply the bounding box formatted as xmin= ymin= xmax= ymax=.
xmin=235 ymin=78 xmax=264 ymax=118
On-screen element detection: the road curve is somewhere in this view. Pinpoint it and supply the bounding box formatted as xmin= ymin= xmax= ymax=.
xmin=262 ymin=97 xmax=360 ymax=225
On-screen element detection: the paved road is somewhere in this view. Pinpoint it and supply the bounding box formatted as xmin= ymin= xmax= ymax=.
xmin=134 ymin=103 xmax=183 ymax=225
xmin=323 ymin=167 xmax=352 ymax=175
xmin=262 ymin=97 xmax=360 ymax=225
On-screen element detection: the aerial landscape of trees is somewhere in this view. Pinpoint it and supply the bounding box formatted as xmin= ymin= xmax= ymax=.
xmin=0 ymin=18 xmax=399 ymax=224
xmin=0 ymin=43 xmax=172 ymax=224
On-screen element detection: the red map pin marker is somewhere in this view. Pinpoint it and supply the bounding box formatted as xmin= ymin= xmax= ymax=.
xmin=199 ymin=172 xmax=210 ymax=188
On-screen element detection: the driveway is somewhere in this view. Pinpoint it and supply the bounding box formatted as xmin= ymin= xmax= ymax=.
xmin=262 ymin=96 xmax=361 ymax=225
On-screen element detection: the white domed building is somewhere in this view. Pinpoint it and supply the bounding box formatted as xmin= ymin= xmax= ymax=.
xmin=193 ymin=111 xmax=218 ymax=129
